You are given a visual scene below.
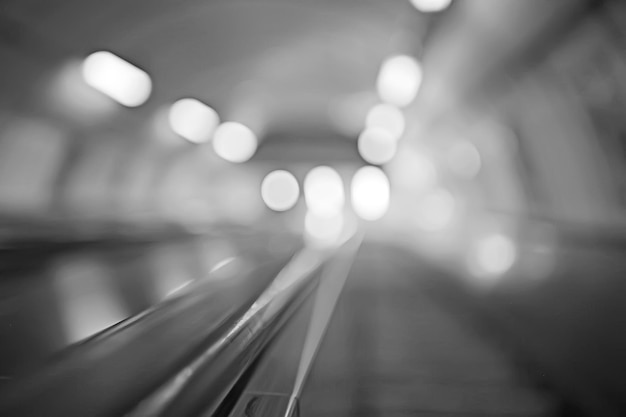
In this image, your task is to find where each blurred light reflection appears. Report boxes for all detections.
[358,128,397,165]
[82,51,152,107]
[210,256,237,273]
[410,0,453,13]
[305,211,344,247]
[201,240,238,273]
[351,166,390,221]
[212,122,258,163]
[470,233,517,278]
[168,98,219,144]
[209,256,247,281]
[377,55,422,108]
[304,166,345,218]
[261,170,300,211]
[365,103,405,139]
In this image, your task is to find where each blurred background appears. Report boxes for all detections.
[1,0,626,416]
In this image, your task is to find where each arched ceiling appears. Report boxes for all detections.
[1,0,424,133]
[0,0,611,230]
[0,0,594,167]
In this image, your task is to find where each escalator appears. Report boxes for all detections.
[300,243,561,417]
[0,229,309,416]
[0,230,591,417]
[2,1,626,415]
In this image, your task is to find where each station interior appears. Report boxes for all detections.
[1,1,626,416]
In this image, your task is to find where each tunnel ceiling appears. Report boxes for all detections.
[0,0,616,236]
[0,0,594,166]
[1,0,422,135]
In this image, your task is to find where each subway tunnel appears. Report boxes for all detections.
[1,0,626,415]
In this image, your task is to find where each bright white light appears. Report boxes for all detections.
[447,140,481,179]
[304,166,345,218]
[365,103,405,139]
[212,122,258,163]
[305,211,344,246]
[410,0,453,13]
[351,166,390,221]
[168,98,219,144]
[82,51,152,107]
[473,234,517,276]
[416,188,456,231]
[377,55,422,108]
[358,128,397,166]
[261,170,300,212]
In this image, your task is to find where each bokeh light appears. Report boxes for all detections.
[82,51,151,107]
[358,128,397,165]
[212,122,258,163]
[410,0,453,13]
[261,170,300,212]
[377,55,423,108]
[168,98,219,144]
[365,103,405,139]
[305,211,344,247]
[304,166,345,217]
[351,166,390,221]
[471,233,517,277]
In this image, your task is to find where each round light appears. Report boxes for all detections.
[351,166,390,221]
[410,0,453,13]
[212,122,257,163]
[305,211,344,245]
[365,104,405,139]
[447,140,481,179]
[304,166,345,217]
[82,51,152,107]
[261,170,300,212]
[358,128,397,165]
[168,98,219,144]
[377,55,422,108]
[473,234,517,276]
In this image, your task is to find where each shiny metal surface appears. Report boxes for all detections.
[0,232,353,417]
[0,232,296,383]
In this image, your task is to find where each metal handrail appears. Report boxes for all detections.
[0,250,302,417]
[128,247,329,417]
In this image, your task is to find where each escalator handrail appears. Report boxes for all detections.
[0,248,309,417]
[128,247,329,417]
